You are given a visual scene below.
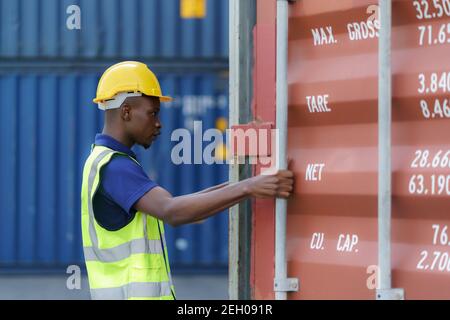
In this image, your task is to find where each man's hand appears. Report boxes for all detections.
[245,169,294,199]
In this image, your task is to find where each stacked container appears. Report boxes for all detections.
[0,0,229,273]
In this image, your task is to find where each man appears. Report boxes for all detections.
[81,61,294,300]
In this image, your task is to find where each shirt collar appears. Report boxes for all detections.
[94,134,137,159]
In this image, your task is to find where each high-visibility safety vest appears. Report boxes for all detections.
[81,145,176,300]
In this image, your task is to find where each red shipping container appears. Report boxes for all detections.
[250,0,450,299]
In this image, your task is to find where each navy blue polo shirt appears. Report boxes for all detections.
[92,134,158,231]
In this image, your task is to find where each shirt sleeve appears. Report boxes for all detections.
[99,154,158,215]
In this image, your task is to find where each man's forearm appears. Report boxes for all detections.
[137,169,293,226]
[165,180,249,226]
[194,182,229,195]
[189,192,248,224]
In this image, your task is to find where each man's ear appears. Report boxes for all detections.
[121,103,132,121]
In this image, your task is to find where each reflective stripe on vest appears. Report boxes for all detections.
[81,146,175,300]
[83,238,163,262]
[90,281,173,300]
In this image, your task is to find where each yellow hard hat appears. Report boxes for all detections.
[93,61,172,105]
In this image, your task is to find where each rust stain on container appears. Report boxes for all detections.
[251,0,450,299]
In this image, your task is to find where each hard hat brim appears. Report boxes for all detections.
[93,94,173,104]
[158,95,173,103]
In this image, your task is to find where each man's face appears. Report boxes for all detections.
[125,96,162,149]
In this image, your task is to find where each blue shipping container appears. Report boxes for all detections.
[0,71,229,272]
[0,0,228,60]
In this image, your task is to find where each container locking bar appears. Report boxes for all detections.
[275,0,299,300]
[378,0,404,300]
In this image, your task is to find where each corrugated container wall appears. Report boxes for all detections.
[0,0,229,272]
[251,0,450,299]
[0,0,228,60]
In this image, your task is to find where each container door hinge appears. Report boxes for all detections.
[274,278,299,292]
[376,288,404,300]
